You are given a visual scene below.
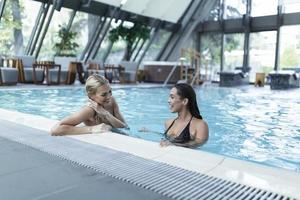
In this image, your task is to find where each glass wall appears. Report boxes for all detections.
[205,0,220,21]
[71,12,89,58]
[251,0,278,16]
[39,7,73,60]
[105,20,131,64]
[283,1,300,13]
[223,33,244,71]
[279,25,300,70]
[225,0,246,19]
[0,0,41,56]
[249,31,277,82]
[200,33,222,81]
[141,30,171,62]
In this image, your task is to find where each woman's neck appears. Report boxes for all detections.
[177,109,192,121]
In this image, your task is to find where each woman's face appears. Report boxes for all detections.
[168,87,184,113]
[91,84,112,105]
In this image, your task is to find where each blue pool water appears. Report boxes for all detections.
[1,85,300,172]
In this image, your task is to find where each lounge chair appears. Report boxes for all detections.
[219,67,250,87]
[33,61,61,85]
[86,59,105,78]
[50,57,77,84]
[269,70,300,90]
[118,61,139,83]
[0,56,19,85]
[14,55,44,83]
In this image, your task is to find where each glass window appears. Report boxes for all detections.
[225,0,247,19]
[249,31,277,82]
[105,38,126,65]
[205,0,221,21]
[0,0,41,56]
[22,0,41,55]
[200,33,222,81]
[71,12,89,59]
[39,7,73,60]
[105,20,131,65]
[223,33,245,71]
[279,25,300,70]
[251,0,278,17]
[283,0,300,13]
[140,30,171,62]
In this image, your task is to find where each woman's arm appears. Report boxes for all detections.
[51,107,111,136]
[97,108,126,128]
[109,97,127,128]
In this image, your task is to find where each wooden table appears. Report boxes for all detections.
[33,62,61,85]
[68,62,85,84]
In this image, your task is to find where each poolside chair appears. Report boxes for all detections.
[86,59,105,78]
[33,61,61,85]
[118,61,139,83]
[0,56,19,85]
[14,55,44,83]
[219,67,250,87]
[104,64,116,83]
[269,70,300,90]
[50,57,77,84]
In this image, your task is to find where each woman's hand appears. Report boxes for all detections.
[159,139,172,147]
[95,105,111,119]
[91,123,112,134]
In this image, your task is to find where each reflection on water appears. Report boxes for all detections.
[0,85,299,172]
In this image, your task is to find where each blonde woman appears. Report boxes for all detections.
[51,75,127,136]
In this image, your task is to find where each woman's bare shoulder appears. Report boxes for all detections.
[191,118,209,139]
[192,118,208,128]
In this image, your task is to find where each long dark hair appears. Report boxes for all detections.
[174,83,202,119]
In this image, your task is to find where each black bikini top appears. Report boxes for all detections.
[164,117,193,143]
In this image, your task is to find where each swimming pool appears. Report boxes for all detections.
[1,85,300,172]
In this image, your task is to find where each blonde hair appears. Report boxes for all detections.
[85,74,109,97]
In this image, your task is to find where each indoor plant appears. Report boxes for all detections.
[108,23,150,61]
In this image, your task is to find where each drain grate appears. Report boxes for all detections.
[0,121,297,200]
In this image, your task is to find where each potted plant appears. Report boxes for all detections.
[54,24,79,57]
[108,23,150,61]
[53,25,79,84]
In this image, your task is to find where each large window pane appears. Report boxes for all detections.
[205,0,221,21]
[225,0,246,19]
[280,25,300,69]
[0,0,41,56]
[39,7,73,60]
[105,38,126,64]
[141,30,171,62]
[223,33,244,71]
[105,20,132,64]
[283,1,300,13]
[200,33,222,81]
[249,31,277,82]
[251,0,278,17]
[71,12,89,58]
[22,0,41,55]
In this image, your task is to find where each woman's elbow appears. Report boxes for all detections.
[115,121,128,129]
[115,124,126,129]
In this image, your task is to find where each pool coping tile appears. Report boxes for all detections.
[1,108,299,199]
